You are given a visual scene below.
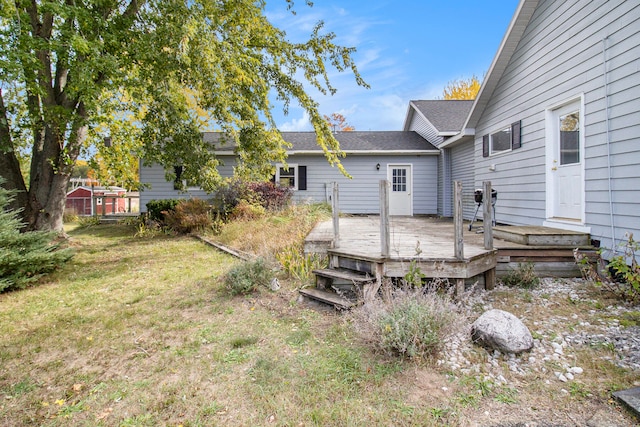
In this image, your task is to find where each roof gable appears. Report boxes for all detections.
[406,100,474,134]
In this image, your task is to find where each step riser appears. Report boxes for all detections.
[332,256,376,275]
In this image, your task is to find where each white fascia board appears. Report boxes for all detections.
[215,149,441,156]
[286,150,440,156]
[439,128,475,149]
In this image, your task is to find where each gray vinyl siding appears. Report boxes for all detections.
[139,154,438,215]
[138,160,235,211]
[291,154,437,215]
[450,142,475,220]
[407,112,443,146]
[472,0,640,248]
[406,112,447,216]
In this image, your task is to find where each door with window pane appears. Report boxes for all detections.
[387,165,412,216]
[550,102,583,221]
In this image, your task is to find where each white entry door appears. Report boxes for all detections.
[388,164,413,216]
[548,101,584,222]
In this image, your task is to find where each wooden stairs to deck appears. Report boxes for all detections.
[299,260,380,309]
[492,225,597,277]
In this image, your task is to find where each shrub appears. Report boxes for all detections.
[230,200,266,221]
[163,198,217,234]
[223,258,272,296]
[248,181,293,211]
[146,199,180,223]
[575,233,640,303]
[350,285,462,359]
[501,262,540,289]
[0,181,74,292]
[208,179,250,218]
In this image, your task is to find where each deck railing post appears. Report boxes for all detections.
[380,180,390,257]
[332,182,340,249]
[454,180,464,260]
[483,181,493,250]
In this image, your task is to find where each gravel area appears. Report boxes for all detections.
[437,277,640,384]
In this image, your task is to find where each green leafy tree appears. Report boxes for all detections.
[0,180,73,292]
[0,0,368,232]
[443,75,481,100]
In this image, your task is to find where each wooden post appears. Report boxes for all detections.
[453,181,464,260]
[453,181,465,297]
[482,181,496,290]
[483,181,493,250]
[380,180,390,258]
[331,182,340,249]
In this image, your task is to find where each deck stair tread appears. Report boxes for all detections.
[312,268,374,283]
[493,225,591,247]
[299,287,355,309]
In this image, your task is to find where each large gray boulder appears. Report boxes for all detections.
[471,309,534,354]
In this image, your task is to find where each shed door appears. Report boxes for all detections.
[549,102,583,222]
[388,164,413,216]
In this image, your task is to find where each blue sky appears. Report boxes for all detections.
[265,0,520,131]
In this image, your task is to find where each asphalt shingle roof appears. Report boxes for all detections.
[410,100,474,133]
[204,131,438,153]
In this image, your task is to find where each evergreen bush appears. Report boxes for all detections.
[0,182,74,292]
[146,199,180,223]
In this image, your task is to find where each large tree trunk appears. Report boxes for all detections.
[30,173,71,232]
[25,119,86,233]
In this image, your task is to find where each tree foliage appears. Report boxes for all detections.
[442,75,481,100]
[0,180,73,292]
[324,112,355,131]
[0,0,368,232]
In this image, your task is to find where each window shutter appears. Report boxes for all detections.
[511,120,521,149]
[298,166,307,190]
[482,135,489,157]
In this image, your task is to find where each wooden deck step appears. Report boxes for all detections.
[493,225,590,247]
[312,268,374,283]
[299,288,355,309]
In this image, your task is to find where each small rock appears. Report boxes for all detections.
[565,372,574,380]
[569,366,584,374]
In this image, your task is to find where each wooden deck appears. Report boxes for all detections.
[305,216,595,280]
[305,216,498,284]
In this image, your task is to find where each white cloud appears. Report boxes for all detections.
[279,110,312,132]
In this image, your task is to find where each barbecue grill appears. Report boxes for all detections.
[469,188,497,231]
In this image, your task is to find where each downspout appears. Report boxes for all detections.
[602,36,616,253]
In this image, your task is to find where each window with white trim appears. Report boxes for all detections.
[274,164,307,191]
[490,127,512,155]
[276,164,298,190]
